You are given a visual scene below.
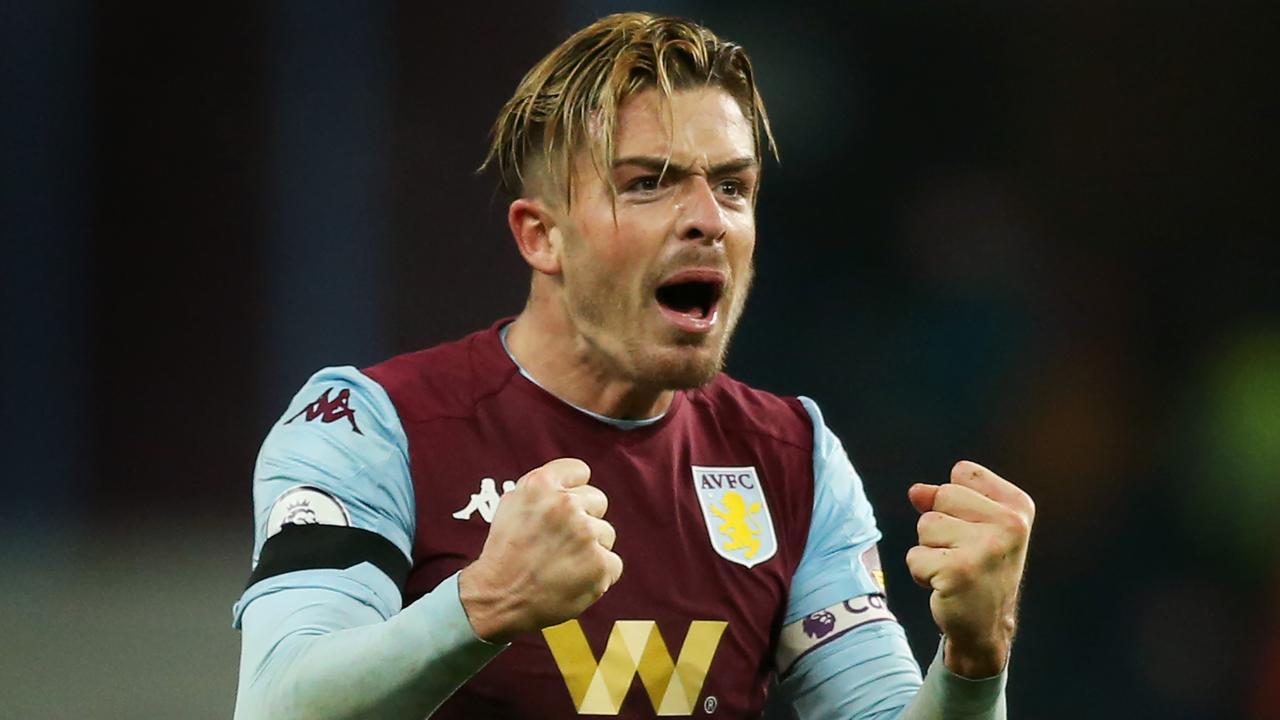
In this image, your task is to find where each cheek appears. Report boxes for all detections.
[728,219,757,264]
[582,214,654,270]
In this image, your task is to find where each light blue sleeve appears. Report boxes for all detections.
[232,368,505,720]
[785,396,884,624]
[232,366,415,627]
[234,572,505,720]
[771,398,1006,720]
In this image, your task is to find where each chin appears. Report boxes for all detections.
[634,343,725,390]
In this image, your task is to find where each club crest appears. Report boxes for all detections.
[690,465,777,568]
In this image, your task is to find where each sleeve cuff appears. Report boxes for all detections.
[398,571,509,668]
[922,637,1008,715]
[445,571,509,649]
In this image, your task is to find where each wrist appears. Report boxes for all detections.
[942,635,1009,679]
[458,563,520,644]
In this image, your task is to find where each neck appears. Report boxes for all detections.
[505,302,673,422]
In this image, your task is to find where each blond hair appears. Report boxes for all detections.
[480,12,776,204]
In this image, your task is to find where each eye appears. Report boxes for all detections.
[717,178,749,198]
[626,175,661,193]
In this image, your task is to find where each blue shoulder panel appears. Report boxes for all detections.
[785,397,884,626]
[232,367,414,627]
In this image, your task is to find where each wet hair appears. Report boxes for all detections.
[480,12,776,205]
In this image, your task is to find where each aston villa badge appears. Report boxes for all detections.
[690,465,777,568]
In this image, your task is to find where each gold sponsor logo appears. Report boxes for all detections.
[542,619,728,715]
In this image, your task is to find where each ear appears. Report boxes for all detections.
[508,197,563,275]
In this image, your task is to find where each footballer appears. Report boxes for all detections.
[232,12,1033,719]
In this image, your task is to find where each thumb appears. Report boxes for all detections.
[542,457,592,489]
[908,483,939,513]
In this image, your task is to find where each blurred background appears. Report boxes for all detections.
[2,1,1276,718]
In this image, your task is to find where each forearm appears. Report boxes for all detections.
[234,572,504,720]
[779,621,1005,720]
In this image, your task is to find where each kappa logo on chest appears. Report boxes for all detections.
[690,465,778,568]
[452,477,516,524]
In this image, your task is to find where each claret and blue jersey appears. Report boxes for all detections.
[233,319,965,718]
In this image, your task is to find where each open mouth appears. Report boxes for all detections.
[654,271,725,332]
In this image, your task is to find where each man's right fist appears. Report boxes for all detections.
[458,458,622,643]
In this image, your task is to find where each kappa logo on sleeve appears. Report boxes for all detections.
[285,387,362,434]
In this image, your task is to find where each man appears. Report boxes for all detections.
[233,13,1034,719]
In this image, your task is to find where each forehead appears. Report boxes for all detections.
[612,87,756,166]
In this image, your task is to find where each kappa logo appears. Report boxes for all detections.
[452,477,516,523]
[691,466,777,568]
[285,387,362,434]
[542,619,727,715]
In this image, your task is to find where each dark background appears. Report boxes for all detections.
[2,2,1277,718]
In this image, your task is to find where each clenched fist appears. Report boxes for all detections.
[906,460,1035,678]
[459,458,623,643]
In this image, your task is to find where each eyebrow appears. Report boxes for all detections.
[611,155,759,178]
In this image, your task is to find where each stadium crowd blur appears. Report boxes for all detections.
[3,2,1275,718]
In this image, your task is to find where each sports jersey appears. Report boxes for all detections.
[232,319,1007,718]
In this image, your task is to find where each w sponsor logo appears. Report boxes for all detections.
[542,619,727,715]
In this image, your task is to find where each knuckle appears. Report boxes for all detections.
[1001,507,1031,536]
[554,490,577,509]
[546,492,577,522]
[982,534,1008,560]
[949,558,975,585]
[918,511,944,531]
[1011,511,1032,536]
[521,469,552,490]
[571,519,595,544]
[590,553,611,583]
[933,574,957,595]
[951,460,979,483]
[1021,492,1037,520]
[935,484,957,504]
[557,457,591,481]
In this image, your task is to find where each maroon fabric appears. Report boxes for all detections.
[363,319,815,718]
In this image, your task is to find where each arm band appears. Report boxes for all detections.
[245,524,411,600]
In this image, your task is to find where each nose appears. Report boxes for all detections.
[675,177,727,244]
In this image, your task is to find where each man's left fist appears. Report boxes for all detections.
[906,460,1035,679]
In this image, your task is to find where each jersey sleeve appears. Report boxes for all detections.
[231,366,415,627]
[784,396,884,625]
[773,397,1007,719]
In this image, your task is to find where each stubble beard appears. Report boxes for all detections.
[566,262,753,391]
